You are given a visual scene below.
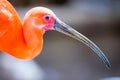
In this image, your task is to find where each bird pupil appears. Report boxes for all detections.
[45,16,49,20]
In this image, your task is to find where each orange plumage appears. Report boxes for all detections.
[0,0,47,59]
[0,0,110,68]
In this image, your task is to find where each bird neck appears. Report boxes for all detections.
[13,18,45,59]
[23,18,45,47]
[3,18,45,60]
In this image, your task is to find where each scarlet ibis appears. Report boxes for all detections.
[0,0,110,68]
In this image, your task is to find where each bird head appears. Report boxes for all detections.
[23,7,56,31]
[24,7,110,69]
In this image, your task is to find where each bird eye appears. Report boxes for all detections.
[44,15,50,21]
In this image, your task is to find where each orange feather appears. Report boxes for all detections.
[0,0,45,59]
[0,0,110,68]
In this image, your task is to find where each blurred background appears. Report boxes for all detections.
[0,0,120,80]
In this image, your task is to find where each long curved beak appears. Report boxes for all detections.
[53,18,110,69]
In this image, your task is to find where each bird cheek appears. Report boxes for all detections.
[44,23,54,31]
[42,16,55,30]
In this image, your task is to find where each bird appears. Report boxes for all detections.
[0,0,110,69]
